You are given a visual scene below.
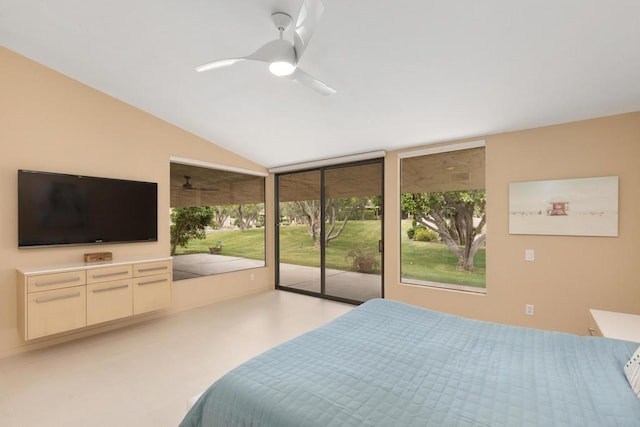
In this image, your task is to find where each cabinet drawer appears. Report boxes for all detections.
[133,261,171,278]
[87,265,132,284]
[27,271,85,293]
[87,279,133,326]
[27,286,86,340]
[133,274,171,315]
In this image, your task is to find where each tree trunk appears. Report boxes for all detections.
[170,223,183,256]
[325,203,354,247]
[419,210,486,272]
[296,201,321,246]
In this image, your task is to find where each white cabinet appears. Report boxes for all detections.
[589,309,640,343]
[17,258,171,341]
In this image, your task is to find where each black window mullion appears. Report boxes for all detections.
[319,168,326,296]
[274,174,281,289]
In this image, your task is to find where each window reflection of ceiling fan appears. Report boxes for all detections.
[171,176,217,192]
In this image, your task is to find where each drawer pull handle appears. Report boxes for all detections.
[36,292,81,304]
[35,277,81,287]
[138,278,168,286]
[138,266,168,273]
[92,270,129,279]
[92,284,129,293]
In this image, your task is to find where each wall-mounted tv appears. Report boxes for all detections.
[18,170,158,248]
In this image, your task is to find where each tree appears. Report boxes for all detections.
[369,195,383,220]
[292,200,321,245]
[285,198,357,247]
[401,190,486,272]
[324,198,357,246]
[233,204,262,231]
[211,205,234,229]
[170,206,214,255]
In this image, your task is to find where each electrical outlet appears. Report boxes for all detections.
[250,274,255,281]
[525,304,534,316]
[525,249,535,261]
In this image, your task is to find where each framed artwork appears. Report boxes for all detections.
[509,176,618,237]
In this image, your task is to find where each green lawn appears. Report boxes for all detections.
[279,222,383,274]
[400,220,486,288]
[173,220,485,287]
[173,227,266,260]
[400,242,486,288]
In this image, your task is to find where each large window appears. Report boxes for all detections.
[400,142,486,293]
[170,160,266,280]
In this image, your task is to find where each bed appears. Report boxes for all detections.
[180,298,640,426]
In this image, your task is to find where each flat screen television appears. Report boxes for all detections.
[18,170,158,248]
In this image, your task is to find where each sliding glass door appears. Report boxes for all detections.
[276,159,383,304]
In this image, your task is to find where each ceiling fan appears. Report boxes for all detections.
[195,0,336,96]
[172,176,217,192]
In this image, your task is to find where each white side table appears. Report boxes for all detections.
[590,309,640,343]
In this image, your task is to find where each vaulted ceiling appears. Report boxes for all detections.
[1,1,639,168]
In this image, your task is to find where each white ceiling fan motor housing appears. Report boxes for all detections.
[271,12,292,32]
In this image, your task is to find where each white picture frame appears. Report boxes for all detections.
[509,176,618,237]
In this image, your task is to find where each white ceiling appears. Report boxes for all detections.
[1,1,639,169]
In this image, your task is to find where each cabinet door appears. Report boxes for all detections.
[133,274,171,315]
[87,279,133,325]
[27,286,86,339]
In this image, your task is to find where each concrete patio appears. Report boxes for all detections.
[172,254,382,302]
[172,253,265,280]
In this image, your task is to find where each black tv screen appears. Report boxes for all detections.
[18,170,158,248]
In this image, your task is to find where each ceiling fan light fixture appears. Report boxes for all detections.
[269,61,296,76]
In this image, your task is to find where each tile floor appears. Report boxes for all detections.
[0,291,353,426]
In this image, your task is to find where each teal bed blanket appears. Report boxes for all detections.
[181,298,640,426]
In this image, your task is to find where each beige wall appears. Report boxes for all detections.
[0,47,272,358]
[385,112,640,334]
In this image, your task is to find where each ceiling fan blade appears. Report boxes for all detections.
[285,68,336,96]
[196,39,293,73]
[195,58,245,72]
[294,0,324,59]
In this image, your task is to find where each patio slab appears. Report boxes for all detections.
[172,254,382,302]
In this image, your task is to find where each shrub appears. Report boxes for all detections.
[345,246,380,273]
[414,227,438,242]
[209,240,223,254]
[407,226,417,240]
